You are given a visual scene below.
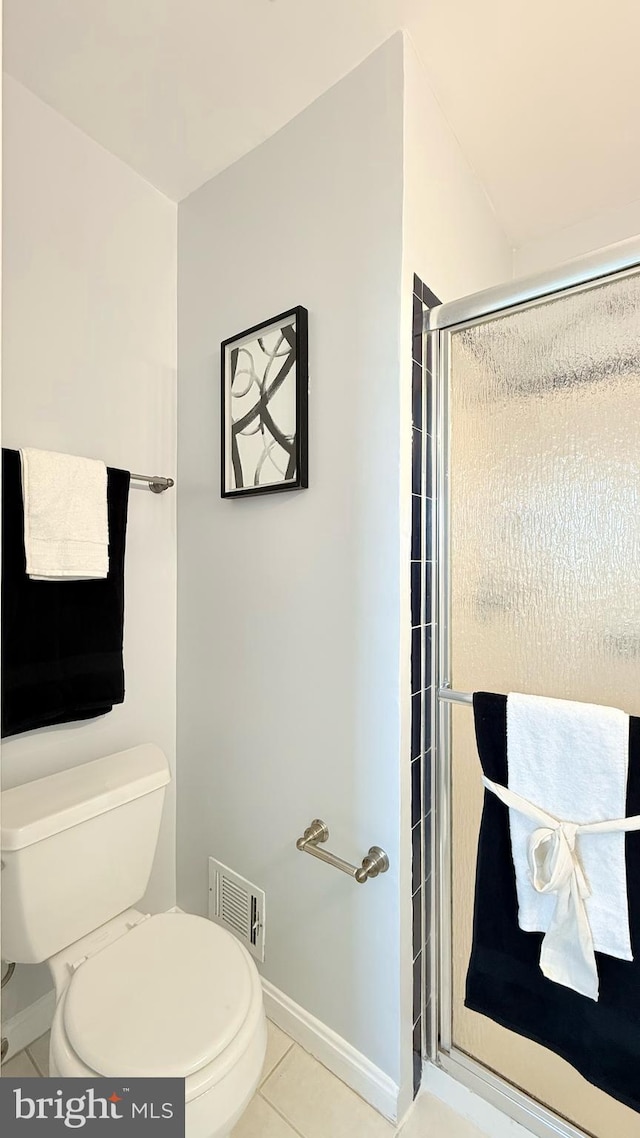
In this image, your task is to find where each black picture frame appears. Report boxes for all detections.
[221,306,308,499]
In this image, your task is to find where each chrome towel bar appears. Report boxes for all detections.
[296,819,389,884]
[130,473,175,493]
[438,687,474,705]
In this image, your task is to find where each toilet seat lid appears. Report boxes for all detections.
[63,912,255,1078]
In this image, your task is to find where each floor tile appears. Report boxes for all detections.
[1,1050,40,1077]
[261,1021,294,1086]
[27,1032,51,1076]
[262,1045,395,1138]
[398,1092,489,1138]
[232,1094,301,1137]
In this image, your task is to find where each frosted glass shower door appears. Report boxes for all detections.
[447,269,640,1137]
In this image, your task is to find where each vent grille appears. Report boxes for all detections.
[208,857,265,962]
[221,874,251,939]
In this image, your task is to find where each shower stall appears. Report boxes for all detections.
[425,239,640,1138]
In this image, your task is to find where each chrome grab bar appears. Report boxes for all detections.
[296,819,389,884]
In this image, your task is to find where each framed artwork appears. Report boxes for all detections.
[221,306,308,498]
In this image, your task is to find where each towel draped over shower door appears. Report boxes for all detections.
[466,692,640,1115]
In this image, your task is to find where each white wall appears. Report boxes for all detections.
[176,31,517,1110]
[402,35,513,305]
[177,36,406,1091]
[1,76,177,1021]
[514,199,640,277]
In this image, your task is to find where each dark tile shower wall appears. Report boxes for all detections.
[410,273,439,1096]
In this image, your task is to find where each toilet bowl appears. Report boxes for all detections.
[48,911,267,1138]
[0,744,267,1138]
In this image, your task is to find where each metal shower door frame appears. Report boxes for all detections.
[425,236,640,1138]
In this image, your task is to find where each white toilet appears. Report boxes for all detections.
[0,743,267,1137]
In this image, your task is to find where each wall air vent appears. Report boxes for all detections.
[208,857,265,963]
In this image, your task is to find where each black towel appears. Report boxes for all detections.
[1,448,130,737]
[467,692,640,1114]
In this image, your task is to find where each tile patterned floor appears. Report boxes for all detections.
[1,1020,489,1137]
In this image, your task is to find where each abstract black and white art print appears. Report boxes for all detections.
[221,307,308,498]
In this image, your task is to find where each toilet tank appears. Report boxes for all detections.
[1,744,170,964]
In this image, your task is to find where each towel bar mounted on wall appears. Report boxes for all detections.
[296,819,389,884]
[130,473,175,494]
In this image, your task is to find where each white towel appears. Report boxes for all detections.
[507,693,631,963]
[20,448,108,580]
[483,775,640,1000]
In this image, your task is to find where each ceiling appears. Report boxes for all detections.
[5,0,640,247]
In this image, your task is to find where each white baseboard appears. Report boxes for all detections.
[2,990,56,1061]
[261,978,400,1122]
[422,1062,534,1138]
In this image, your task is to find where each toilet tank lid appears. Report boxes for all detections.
[1,744,170,851]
